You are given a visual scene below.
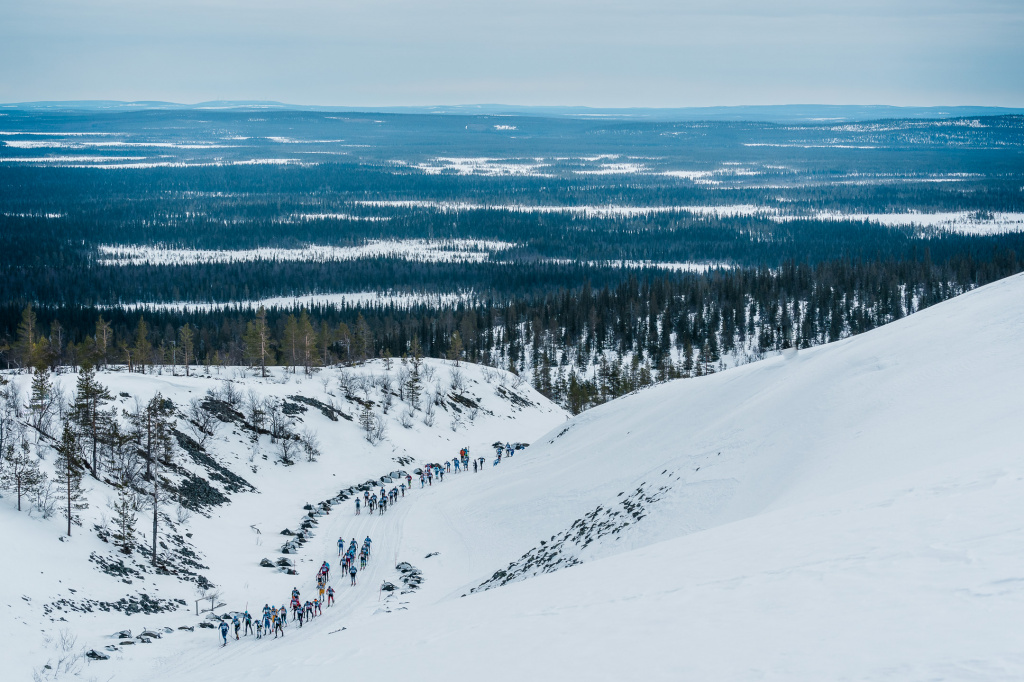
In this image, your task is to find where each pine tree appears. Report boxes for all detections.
[282,314,300,372]
[94,316,113,369]
[178,323,194,377]
[447,331,463,366]
[128,393,175,565]
[318,322,336,367]
[0,442,43,511]
[73,365,113,477]
[55,423,88,536]
[133,318,152,373]
[299,311,318,375]
[16,304,40,370]
[243,306,272,377]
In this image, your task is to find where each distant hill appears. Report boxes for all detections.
[5,100,1023,122]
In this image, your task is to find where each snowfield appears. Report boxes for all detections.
[3,273,1024,680]
[96,240,519,266]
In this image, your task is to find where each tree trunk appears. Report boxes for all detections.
[66,463,72,537]
[152,474,158,566]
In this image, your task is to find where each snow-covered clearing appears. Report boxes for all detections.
[96,240,519,266]
[794,210,1024,235]
[112,291,477,312]
[353,200,776,218]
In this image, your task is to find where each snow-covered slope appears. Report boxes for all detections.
[0,359,566,680]
[8,272,1024,681]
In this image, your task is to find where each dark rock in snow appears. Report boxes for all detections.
[198,622,215,629]
[276,558,293,567]
[260,558,275,568]
[113,629,131,639]
[280,529,294,536]
[86,649,110,660]
[178,625,195,631]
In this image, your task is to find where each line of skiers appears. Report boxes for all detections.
[219,539,371,646]
[356,480,409,516]
[220,440,523,645]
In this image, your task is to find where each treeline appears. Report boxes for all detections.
[3,254,1019,413]
[3,211,1024,306]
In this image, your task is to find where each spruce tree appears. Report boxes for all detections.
[111,476,139,554]
[359,402,375,442]
[28,366,56,436]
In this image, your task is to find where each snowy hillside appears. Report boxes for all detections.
[0,359,566,680]
[6,272,1024,681]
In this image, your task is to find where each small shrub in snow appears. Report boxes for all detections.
[277,438,296,465]
[449,368,465,393]
[185,398,220,447]
[400,409,414,429]
[300,428,321,462]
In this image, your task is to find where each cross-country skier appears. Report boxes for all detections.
[232,614,241,640]
[244,610,253,636]
[327,585,335,606]
[219,620,229,646]
[355,498,360,515]
[349,564,358,585]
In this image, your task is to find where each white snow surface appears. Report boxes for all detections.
[5,273,1024,680]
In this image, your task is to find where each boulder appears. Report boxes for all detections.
[198,622,215,629]
[86,649,110,660]
[280,529,294,536]
[177,625,195,632]
[260,558,275,568]
[113,629,131,639]
[276,557,293,567]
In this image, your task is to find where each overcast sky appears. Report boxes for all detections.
[1,0,1021,106]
